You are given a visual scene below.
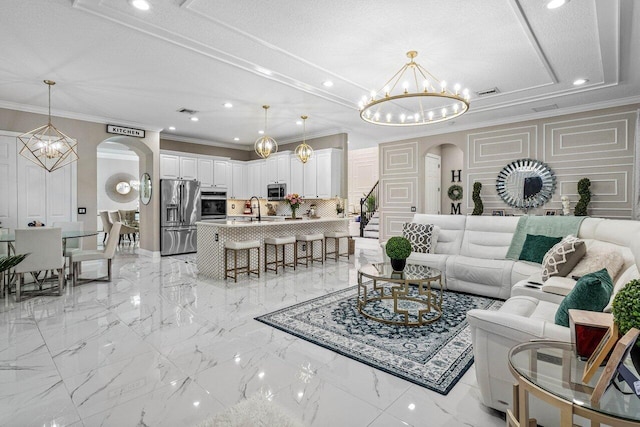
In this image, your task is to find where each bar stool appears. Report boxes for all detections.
[295,233,324,267]
[264,236,296,274]
[324,231,350,262]
[224,240,260,282]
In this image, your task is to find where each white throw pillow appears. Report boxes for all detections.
[569,247,624,282]
[403,223,439,254]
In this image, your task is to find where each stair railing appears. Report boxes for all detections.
[360,180,379,237]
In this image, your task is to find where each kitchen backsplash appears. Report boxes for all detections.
[227,198,346,218]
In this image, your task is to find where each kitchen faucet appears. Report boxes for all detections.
[249,196,261,221]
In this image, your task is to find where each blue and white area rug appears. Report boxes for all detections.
[255,285,502,395]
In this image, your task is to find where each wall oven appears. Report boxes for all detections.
[267,183,286,201]
[201,190,227,219]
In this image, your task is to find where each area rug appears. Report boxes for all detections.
[255,285,502,395]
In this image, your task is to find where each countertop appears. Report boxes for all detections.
[197,217,349,228]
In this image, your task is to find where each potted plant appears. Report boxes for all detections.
[336,199,344,217]
[574,178,591,216]
[385,236,412,271]
[365,194,376,212]
[0,253,29,294]
[612,279,640,372]
[472,182,483,215]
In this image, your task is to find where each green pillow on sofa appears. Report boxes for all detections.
[519,234,563,264]
[554,268,613,327]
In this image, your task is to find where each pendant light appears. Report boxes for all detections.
[17,80,79,172]
[295,115,313,163]
[254,105,278,159]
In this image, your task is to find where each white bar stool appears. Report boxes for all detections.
[324,231,350,262]
[264,236,296,274]
[225,240,260,282]
[295,233,324,267]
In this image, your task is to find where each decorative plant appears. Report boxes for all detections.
[365,194,376,212]
[472,182,483,215]
[385,236,412,260]
[612,279,640,348]
[0,253,29,274]
[574,178,591,216]
[284,193,303,218]
[336,199,344,215]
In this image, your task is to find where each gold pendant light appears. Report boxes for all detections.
[359,51,470,126]
[17,80,79,172]
[254,105,278,159]
[295,115,313,163]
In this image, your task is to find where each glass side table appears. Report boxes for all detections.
[508,340,640,427]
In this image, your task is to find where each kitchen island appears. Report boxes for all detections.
[196,217,350,279]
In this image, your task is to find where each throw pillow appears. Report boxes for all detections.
[554,268,613,327]
[541,235,587,281]
[402,223,439,254]
[518,234,563,264]
[570,248,624,281]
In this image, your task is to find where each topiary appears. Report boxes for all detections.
[574,178,591,216]
[472,182,483,215]
[385,236,412,260]
[612,279,640,348]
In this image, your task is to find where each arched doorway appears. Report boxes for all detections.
[425,144,464,215]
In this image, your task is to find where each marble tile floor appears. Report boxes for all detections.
[0,238,505,427]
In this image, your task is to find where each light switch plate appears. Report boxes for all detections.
[410,206,416,212]
[78,207,87,214]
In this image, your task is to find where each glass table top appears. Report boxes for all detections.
[359,263,441,282]
[509,340,640,422]
[0,230,98,242]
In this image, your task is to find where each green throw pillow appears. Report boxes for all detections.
[554,268,613,327]
[519,234,563,264]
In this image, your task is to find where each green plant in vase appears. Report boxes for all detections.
[285,193,303,219]
[574,178,591,216]
[472,182,483,215]
[385,236,412,271]
[0,253,29,294]
[612,279,640,371]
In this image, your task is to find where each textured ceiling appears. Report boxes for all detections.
[0,0,638,149]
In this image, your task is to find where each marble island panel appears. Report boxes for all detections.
[197,218,349,279]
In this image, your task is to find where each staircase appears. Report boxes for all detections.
[360,181,379,239]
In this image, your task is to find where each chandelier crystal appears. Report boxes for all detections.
[17,80,79,172]
[254,105,278,159]
[295,115,313,164]
[358,51,470,126]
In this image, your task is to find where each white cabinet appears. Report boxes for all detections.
[247,160,266,198]
[160,152,198,180]
[289,155,304,197]
[316,149,343,198]
[197,158,214,188]
[212,159,230,188]
[265,152,290,185]
[229,161,248,199]
[303,156,317,198]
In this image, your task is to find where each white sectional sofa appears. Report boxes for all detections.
[382,214,640,426]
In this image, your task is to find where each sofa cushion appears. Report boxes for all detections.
[541,235,586,281]
[570,247,624,280]
[412,214,466,255]
[403,222,438,254]
[511,261,542,285]
[446,255,513,299]
[541,276,577,297]
[459,216,520,260]
[519,234,562,264]
[554,268,613,327]
[604,264,640,313]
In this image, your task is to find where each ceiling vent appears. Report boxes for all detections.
[177,108,198,115]
[532,104,558,112]
[476,87,500,97]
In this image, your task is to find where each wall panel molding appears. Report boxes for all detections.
[381,142,418,176]
[467,126,537,169]
[380,177,418,209]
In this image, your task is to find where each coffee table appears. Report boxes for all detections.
[357,263,442,326]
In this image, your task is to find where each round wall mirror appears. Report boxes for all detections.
[115,181,131,195]
[140,172,152,205]
[105,172,138,203]
[496,159,556,210]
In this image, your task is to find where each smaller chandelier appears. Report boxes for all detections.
[359,51,470,127]
[295,115,313,164]
[254,105,278,159]
[17,80,78,172]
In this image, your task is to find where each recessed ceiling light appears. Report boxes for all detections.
[296,120,302,125]
[190,116,199,122]
[131,0,150,11]
[233,137,239,141]
[258,130,264,134]
[168,126,176,131]
[322,80,334,88]
[573,78,588,86]
[547,0,568,9]
[223,102,233,108]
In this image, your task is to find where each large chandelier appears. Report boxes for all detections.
[254,105,278,159]
[295,115,313,163]
[17,80,78,172]
[358,51,470,126]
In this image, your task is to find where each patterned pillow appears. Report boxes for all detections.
[541,235,587,281]
[402,223,439,254]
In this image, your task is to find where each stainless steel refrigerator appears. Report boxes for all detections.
[160,179,201,255]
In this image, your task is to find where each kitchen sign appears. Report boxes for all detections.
[107,125,145,138]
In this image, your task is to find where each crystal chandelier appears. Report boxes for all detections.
[254,105,278,159]
[17,80,79,172]
[295,115,313,163]
[358,51,470,126]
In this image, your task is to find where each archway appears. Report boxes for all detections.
[425,144,464,215]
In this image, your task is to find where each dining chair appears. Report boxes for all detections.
[0,228,10,296]
[108,211,138,244]
[70,222,121,287]
[53,221,84,274]
[99,211,113,244]
[14,227,64,301]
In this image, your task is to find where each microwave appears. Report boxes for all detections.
[267,183,286,201]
